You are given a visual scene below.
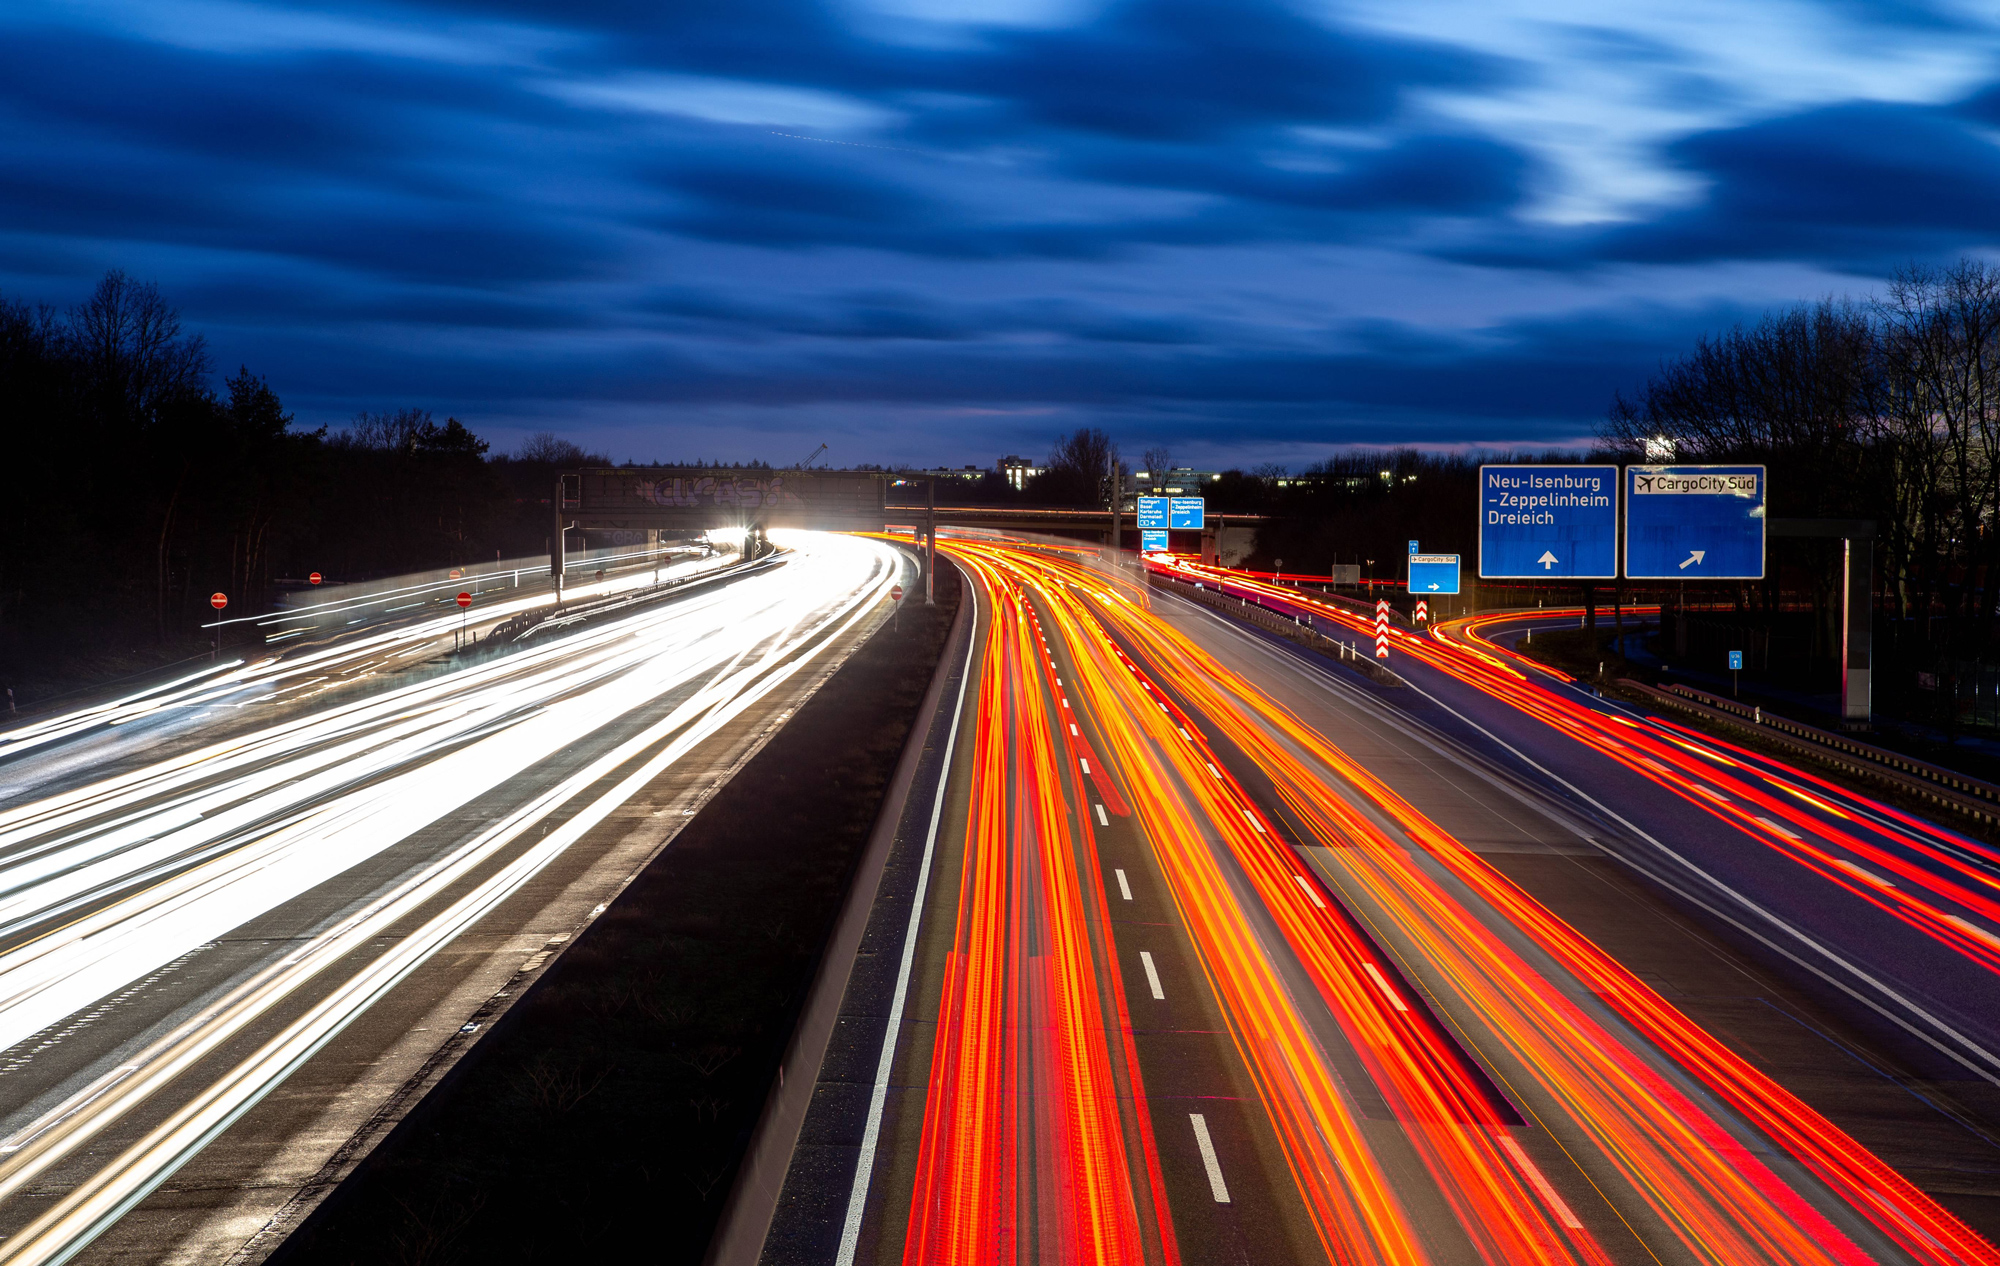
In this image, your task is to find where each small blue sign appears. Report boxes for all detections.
[1140,529,1170,552]
[1624,465,1766,580]
[1408,554,1461,595]
[1728,650,1744,671]
[1136,496,1169,530]
[1408,539,1420,554]
[1169,497,1205,529]
[1479,465,1618,579]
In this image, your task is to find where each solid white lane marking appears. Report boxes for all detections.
[1294,875,1325,908]
[1095,803,1110,827]
[1189,1114,1231,1203]
[1753,815,1802,840]
[1363,962,1408,1012]
[1140,951,1165,999]
[1497,1134,1584,1229]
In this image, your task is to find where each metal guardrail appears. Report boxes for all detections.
[1619,678,2000,826]
[1658,683,2000,808]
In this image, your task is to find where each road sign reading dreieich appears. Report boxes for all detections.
[1168,497,1205,530]
[1136,497,1169,531]
[1479,465,1618,579]
[1408,554,1461,595]
[1623,465,1765,580]
[1140,529,1170,552]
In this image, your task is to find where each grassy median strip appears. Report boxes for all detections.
[274,563,960,1266]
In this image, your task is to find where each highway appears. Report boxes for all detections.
[0,531,901,1265]
[767,537,2000,1266]
[1162,560,2000,1093]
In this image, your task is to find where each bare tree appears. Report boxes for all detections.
[65,270,209,428]
[1142,445,1172,479]
[343,407,434,452]
[517,431,590,465]
[1040,427,1120,505]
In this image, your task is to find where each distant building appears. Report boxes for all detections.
[1134,466,1221,496]
[906,466,986,482]
[997,455,1042,491]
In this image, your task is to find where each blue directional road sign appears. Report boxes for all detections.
[1140,529,1170,552]
[1728,650,1744,671]
[1136,496,1169,530]
[1409,540,1420,554]
[1408,554,1461,595]
[1169,497,1205,529]
[1624,465,1765,579]
[1479,465,1618,579]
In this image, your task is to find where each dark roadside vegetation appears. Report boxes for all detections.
[0,271,623,706]
[272,560,959,1266]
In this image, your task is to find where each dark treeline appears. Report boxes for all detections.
[1601,259,2000,670]
[0,272,597,697]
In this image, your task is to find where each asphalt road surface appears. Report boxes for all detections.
[0,531,902,1265]
[764,539,1999,1266]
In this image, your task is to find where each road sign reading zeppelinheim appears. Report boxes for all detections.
[1478,465,1619,579]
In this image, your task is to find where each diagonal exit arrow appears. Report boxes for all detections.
[1678,549,1706,570]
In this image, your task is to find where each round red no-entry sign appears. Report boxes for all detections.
[890,585,904,601]
[455,592,472,609]
[209,592,228,610]
[449,569,462,580]
[308,572,322,585]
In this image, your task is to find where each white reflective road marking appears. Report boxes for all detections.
[1189,1114,1231,1203]
[1363,962,1408,1012]
[1294,875,1325,908]
[1139,951,1165,999]
[1497,1133,1583,1229]
[1114,868,1133,901]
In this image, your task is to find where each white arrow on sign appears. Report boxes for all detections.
[1678,550,1706,570]
[1427,583,1439,591]
[1537,551,1558,570]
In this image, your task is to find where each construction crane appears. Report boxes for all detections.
[796,443,828,469]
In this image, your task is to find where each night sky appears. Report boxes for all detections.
[3,1,1994,467]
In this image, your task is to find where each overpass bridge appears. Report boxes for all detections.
[554,467,1264,576]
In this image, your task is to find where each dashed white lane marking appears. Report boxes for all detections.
[1945,914,2000,953]
[1189,1114,1232,1203]
[1496,1134,1584,1229]
[1753,815,1802,840]
[1070,723,1080,736]
[1178,726,1190,739]
[1692,784,1731,804]
[1139,951,1166,999]
[1242,809,1265,834]
[1095,803,1110,827]
[1205,762,1220,779]
[1363,962,1409,1012]
[1114,868,1133,900]
[1831,858,1895,889]
[1080,757,1091,774]
[1294,875,1325,908]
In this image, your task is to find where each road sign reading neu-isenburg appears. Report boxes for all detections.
[1140,529,1170,552]
[1479,465,1618,579]
[1624,465,1765,580]
[1136,497,1169,530]
[1408,554,1461,595]
[1168,497,1205,530]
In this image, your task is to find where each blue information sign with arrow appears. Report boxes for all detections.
[1623,465,1765,579]
[1478,465,1618,579]
[1136,496,1169,530]
[1408,554,1461,595]
[1169,497,1205,529]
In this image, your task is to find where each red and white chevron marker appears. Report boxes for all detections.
[1375,598,1391,659]
[1415,598,1429,623]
